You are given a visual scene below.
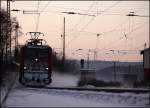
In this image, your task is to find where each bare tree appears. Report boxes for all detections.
[0,9,10,74]
[0,9,21,78]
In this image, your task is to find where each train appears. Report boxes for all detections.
[19,32,52,86]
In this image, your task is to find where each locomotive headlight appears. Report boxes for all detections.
[45,67,49,70]
[34,58,39,62]
[24,66,28,70]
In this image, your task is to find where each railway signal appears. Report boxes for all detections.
[62,17,66,69]
[110,50,117,81]
[94,33,100,61]
[80,59,85,69]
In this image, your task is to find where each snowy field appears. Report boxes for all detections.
[5,87,150,107]
[2,71,149,107]
[49,72,79,87]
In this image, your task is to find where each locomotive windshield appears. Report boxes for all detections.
[26,48,49,62]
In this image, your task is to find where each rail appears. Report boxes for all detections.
[26,85,150,94]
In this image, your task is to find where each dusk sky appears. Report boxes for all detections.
[2,1,149,62]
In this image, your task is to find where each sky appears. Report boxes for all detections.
[1,1,149,62]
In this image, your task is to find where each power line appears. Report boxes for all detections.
[64,17,129,48]
[69,17,129,37]
[101,1,121,13]
[134,43,148,50]
[65,2,98,47]
[45,1,120,15]
[98,20,149,51]
[135,2,148,13]
[109,19,148,51]
[66,19,129,49]
[47,5,99,13]
[35,1,52,31]
[66,1,122,47]
[72,1,97,33]
[66,16,96,47]
[40,1,52,14]
[45,1,120,14]
[35,0,40,32]
[72,1,121,33]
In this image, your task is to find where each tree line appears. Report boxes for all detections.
[0,8,20,81]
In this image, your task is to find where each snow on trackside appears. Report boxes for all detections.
[0,87,7,103]
[5,89,113,107]
[5,88,149,107]
[49,71,79,87]
[3,70,149,107]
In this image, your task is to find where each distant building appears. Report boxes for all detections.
[141,47,150,83]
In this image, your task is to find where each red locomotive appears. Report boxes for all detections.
[19,32,52,86]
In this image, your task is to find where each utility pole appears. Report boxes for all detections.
[14,22,19,49]
[110,50,116,81]
[144,43,146,49]
[114,61,116,81]
[14,22,19,60]
[87,49,92,69]
[94,33,100,61]
[6,0,11,61]
[87,53,90,69]
[62,17,66,66]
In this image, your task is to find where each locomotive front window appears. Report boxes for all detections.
[26,48,37,58]
[25,48,49,63]
[38,49,48,58]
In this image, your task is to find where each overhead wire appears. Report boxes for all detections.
[49,1,146,61]
[21,1,148,61]
[101,19,148,61]
[99,11,149,51]
[66,2,122,59]
[66,1,122,47]
[40,1,52,14]
[35,0,40,32]
[45,2,121,15]
[35,1,52,32]
[66,2,98,47]
[72,1,97,33]
[67,16,96,47]
[71,17,129,36]
[47,5,101,13]
[134,43,147,50]
[98,20,149,52]
[101,1,121,13]
[135,2,148,13]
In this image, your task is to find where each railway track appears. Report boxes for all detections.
[11,61,150,94]
[25,85,150,94]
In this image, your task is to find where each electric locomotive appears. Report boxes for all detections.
[19,32,52,86]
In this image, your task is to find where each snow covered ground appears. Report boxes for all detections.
[1,87,8,103]
[49,72,79,87]
[5,87,150,107]
[2,71,150,107]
